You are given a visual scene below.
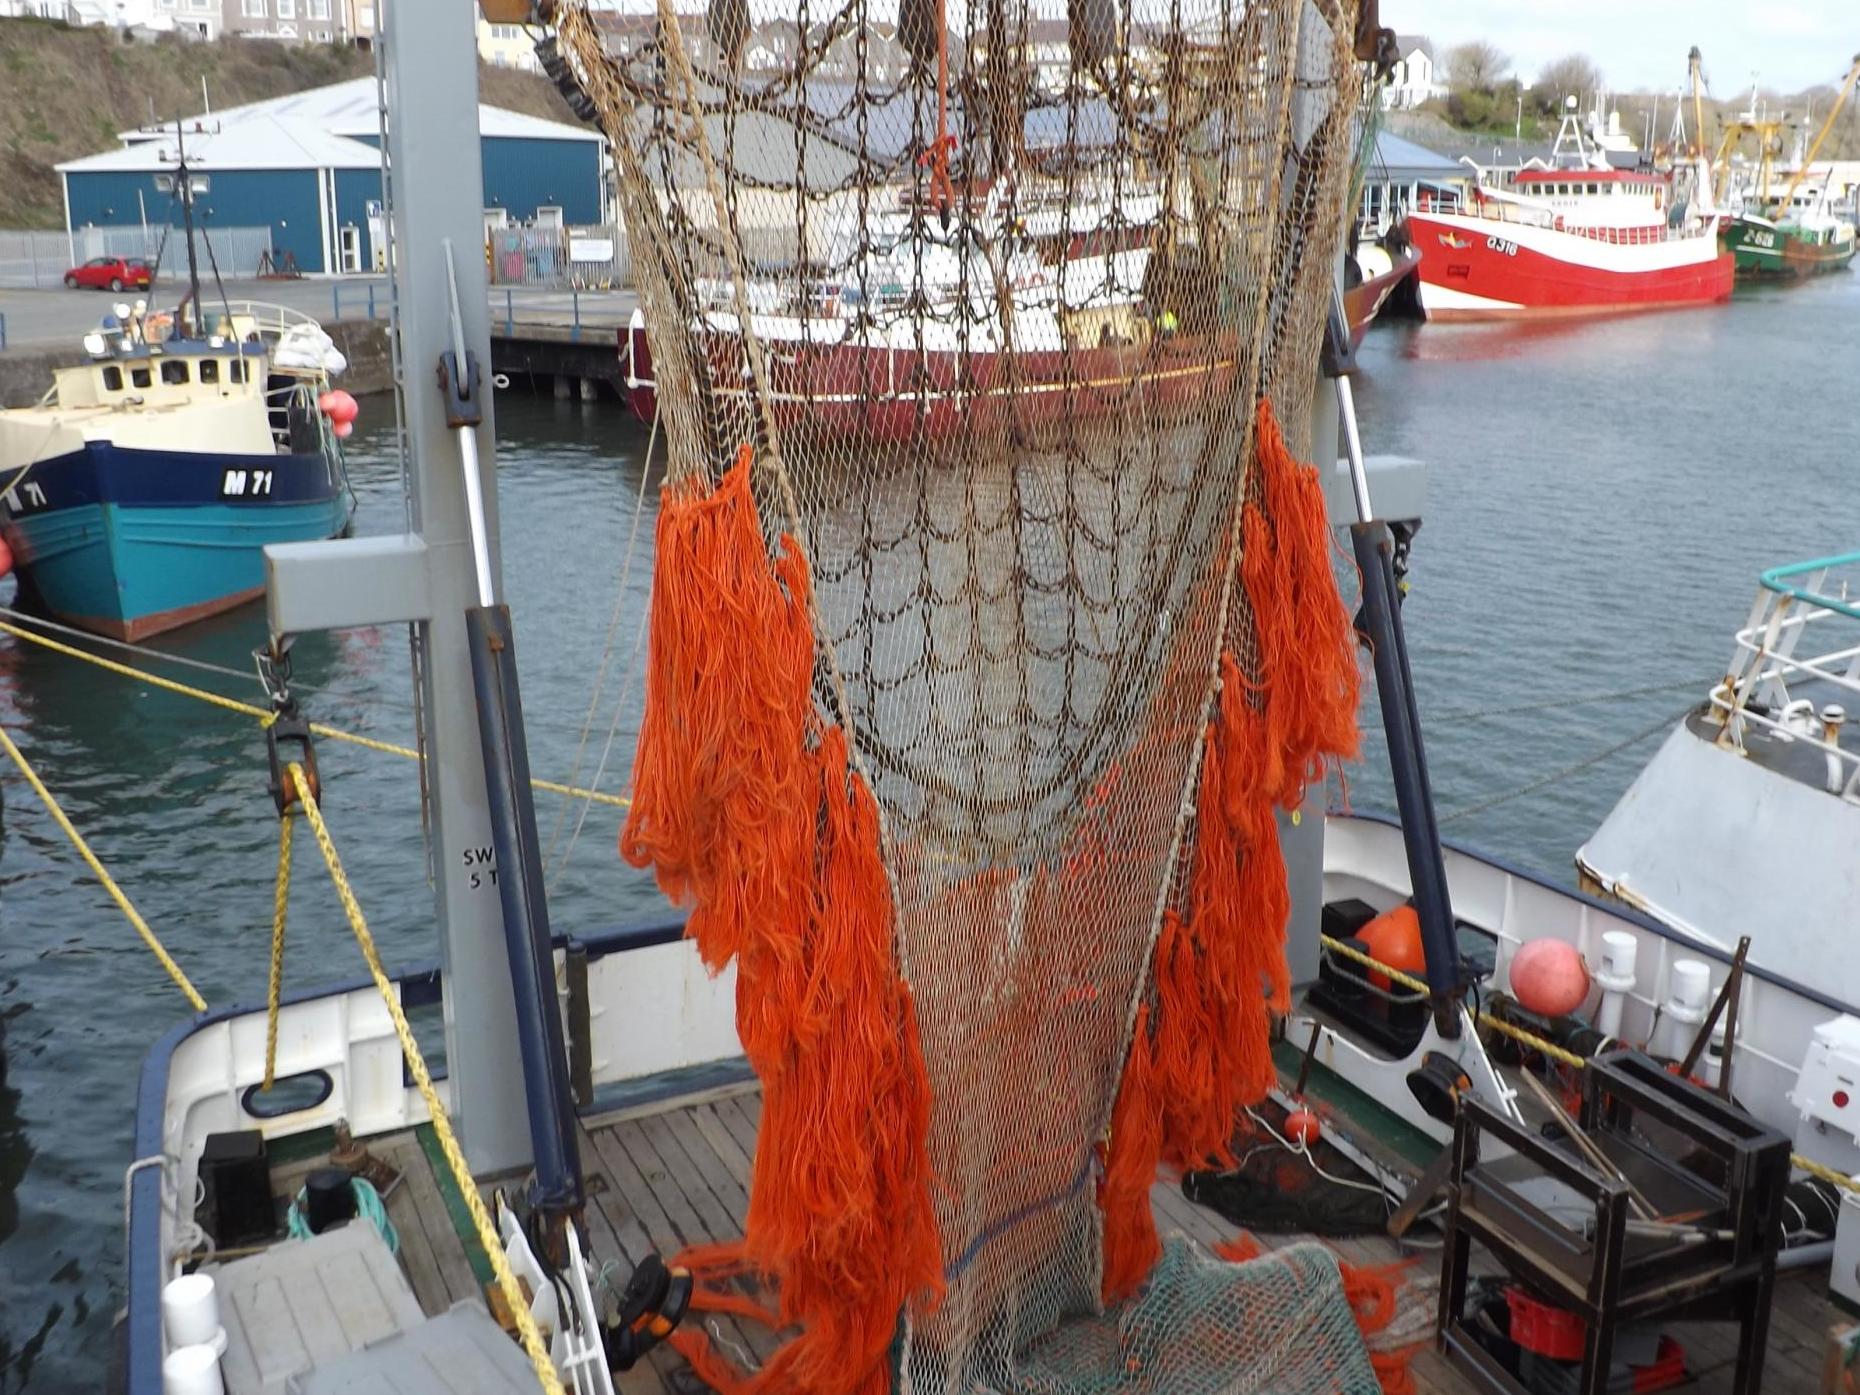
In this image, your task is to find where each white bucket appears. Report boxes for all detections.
[162,1274,220,1350]
[163,1343,224,1395]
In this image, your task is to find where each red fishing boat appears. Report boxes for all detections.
[1408,110,1732,321]
[1343,236,1422,344]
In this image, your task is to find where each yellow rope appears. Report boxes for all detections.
[262,813,294,1092]
[0,617,631,809]
[0,722,207,1012]
[1317,932,1860,1194]
[287,763,565,1395]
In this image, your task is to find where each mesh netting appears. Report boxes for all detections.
[555,0,1369,1390]
[986,1240,1381,1395]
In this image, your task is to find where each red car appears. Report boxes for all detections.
[64,256,153,292]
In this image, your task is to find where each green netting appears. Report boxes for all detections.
[979,1240,1380,1395]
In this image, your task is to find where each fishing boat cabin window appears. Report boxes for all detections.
[102,366,124,392]
[161,360,190,386]
[228,360,247,384]
[198,359,220,385]
[130,366,152,389]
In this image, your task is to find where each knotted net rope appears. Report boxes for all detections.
[547,0,1372,1390]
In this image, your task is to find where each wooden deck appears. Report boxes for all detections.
[273,1082,1846,1395]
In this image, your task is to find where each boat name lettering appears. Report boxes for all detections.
[1747,229,1777,250]
[221,468,274,498]
[1486,236,1520,257]
[462,844,499,891]
[4,482,48,513]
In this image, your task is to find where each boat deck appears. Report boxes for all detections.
[258,1074,1851,1395]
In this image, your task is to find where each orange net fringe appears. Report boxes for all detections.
[622,449,941,1395]
[1099,396,1362,1289]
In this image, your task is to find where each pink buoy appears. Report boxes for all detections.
[333,420,354,439]
[1509,939,1592,1019]
[1283,1108,1321,1148]
[319,389,360,426]
[0,535,13,579]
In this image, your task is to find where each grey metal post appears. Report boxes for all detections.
[263,0,531,1174]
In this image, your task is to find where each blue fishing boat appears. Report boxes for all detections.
[0,127,353,641]
[0,309,355,640]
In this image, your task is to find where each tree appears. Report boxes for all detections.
[1534,54,1602,116]
[1445,40,1510,94]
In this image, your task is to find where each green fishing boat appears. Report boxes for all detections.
[1714,53,1860,279]
[1720,212,1857,277]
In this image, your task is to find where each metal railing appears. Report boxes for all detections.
[0,226,275,289]
[1710,552,1860,801]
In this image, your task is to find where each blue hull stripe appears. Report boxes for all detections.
[1,443,346,634]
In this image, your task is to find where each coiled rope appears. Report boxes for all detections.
[0,617,630,810]
[1317,932,1860,1195]
[287,761,565,1395]
[0,721,207,1012]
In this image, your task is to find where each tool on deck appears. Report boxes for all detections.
[603,1255,694,1372]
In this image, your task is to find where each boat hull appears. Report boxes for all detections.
[1343,242,1422,345]
[1721,216,1858,278]
[1409,211,1735,321]
[2,441,348,640]
[623,317,1236,443]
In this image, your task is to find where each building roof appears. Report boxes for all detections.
[1395,34,1434,61]
[59,114,386,174]
[111,76,603,147]
[1367,130,1466,183]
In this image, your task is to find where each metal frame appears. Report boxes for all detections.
[1438,1050,1790,1395]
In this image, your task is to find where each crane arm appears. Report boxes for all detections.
[1769,54,1860,218]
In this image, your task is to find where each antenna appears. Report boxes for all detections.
[201,76,211,118]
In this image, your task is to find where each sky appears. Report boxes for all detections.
[1397,0,1857,95]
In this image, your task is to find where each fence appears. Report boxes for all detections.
[486,224,632,289]
[0,226,275,290]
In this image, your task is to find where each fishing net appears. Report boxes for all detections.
[544,0,1370,1389]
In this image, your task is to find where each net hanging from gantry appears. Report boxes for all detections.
[546,0,1372,1389]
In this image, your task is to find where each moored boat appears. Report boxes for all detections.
[0,305,354,640]
[1410,106,1731,321]
[1344,233,1422,343]
[1720,209,1857,278]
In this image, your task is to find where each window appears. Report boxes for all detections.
[359,4,373,24]
[130,366,152,388]
[160,359,190,385]
[242,0,264,15]
[308,0,327,14]
[229,359,247,384]
[199,359,220,384]
[102,366,124,392]
[276,0,293,15]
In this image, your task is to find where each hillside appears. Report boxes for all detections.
[0,17,586,228]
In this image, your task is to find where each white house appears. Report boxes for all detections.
[1382,37,1446,110]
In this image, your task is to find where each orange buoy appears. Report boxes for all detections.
[1509,939,1592,1018]
[1283,1108,1321,1148]
[1355,904,1425,992]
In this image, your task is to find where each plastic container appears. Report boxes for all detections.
[163,1342,224,1395]
[1504,1286,1585,1360]
[1592,932,1637,1038]
[162,1274,220,1350]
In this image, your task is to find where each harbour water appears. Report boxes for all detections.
[2,270,1857,1388]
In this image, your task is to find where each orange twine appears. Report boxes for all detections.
[622,449,940,1395]
[1098,1002,1164,1304]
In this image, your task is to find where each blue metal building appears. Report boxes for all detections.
[59,78,605,275]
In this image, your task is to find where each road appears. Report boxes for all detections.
[0,275,640,351]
